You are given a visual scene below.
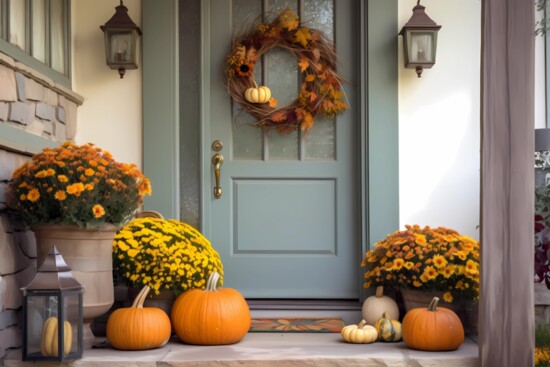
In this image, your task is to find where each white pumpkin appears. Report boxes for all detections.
[244,85,271,104]
[362,286,399,326]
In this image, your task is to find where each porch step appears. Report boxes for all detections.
[5,334,479,367]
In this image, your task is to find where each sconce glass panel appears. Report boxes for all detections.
[409,32,434,63]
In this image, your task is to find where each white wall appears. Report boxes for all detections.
[72,0,142,168]
[398,0,481,239]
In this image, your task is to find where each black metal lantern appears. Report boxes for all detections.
[21,246,83,361]
[399,0,442,78]
[100,0,142,78]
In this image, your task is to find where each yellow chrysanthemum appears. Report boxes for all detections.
[443,291,453,303]
[433,254,448,268]
[404,261,414,270]
[422,266,438,280]
[27,188,40,202]
[392,258,405,270]
[57,174,69,182]
[54,190,67,201]
[92,204,105,218]
[85,168,95,176]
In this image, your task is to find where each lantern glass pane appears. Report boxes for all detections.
[108,31,133,63]
[25,294,59,358]
[63,293,81,356]
[409,31,434,63]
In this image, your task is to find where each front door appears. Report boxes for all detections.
[203,0,358,299]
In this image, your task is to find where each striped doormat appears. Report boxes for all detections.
[249,317,345,333]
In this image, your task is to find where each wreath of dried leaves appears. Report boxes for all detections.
[225,9,348,134]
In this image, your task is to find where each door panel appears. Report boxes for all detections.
[204,0,357,299]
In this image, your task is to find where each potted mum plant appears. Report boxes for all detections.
[361,225,480,311]
[7,141,151,346]
[113,217,224,313]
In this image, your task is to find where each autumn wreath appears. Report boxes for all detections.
[225,9,348,134]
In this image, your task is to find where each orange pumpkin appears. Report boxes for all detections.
[402,296,464,351]
[170,272,251,345]
[106,285,172,350]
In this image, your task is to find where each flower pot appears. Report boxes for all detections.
[401,289,461,313]
[127,287,177,317]
[33,224,119,348]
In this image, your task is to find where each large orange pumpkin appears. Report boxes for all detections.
[106,285,172,350]
[170,272,251,345]
[401,296,464,351]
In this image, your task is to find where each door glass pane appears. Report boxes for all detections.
[31,0,46,63]
[9,0,25,51]
[304,0,335,160]
[50,0,65,74]
[232,0,263,161]
[267,128,298,160]
[230,0,336,162]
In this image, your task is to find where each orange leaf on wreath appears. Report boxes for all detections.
[271,111,287,123]
[246,47,258,63]
[311,48,321,62]
[294,28,312,47]
[309,91,318,103]
[301,112,315,131]
[278,9,300,31]
[269,97,278,107]
[298,59,310,72]
[305,74,315,82]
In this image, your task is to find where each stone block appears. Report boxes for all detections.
[25,119,45,136]
[42,120,53,135]
[0,230,30,275]
[44,88,58,106]
[14,73,25,102]
[35,103,55,121]
[25,78,44,102]
[57,106,66,124]
[0,325,21,352]
[0,102,9,121]
[0,65,17,102]
[0,310,18,329]
[0,214,13,234]
[13,230,36,259]
[9,102,31,125]
[2,266,35,310]
[54,121,66,142]
[0,276,6,311]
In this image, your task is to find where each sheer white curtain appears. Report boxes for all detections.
[9,0,25,51]
[50,0,66,74]
[480,0,535,365]
[31,0,46,63]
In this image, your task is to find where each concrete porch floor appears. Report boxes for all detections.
[5,333,479,367]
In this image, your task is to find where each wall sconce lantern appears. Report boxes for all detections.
[399,1,442,78]
[21,246,83,361]
[100,1,142,78]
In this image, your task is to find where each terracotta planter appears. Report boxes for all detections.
[401,288,461,313]
[33,224,119,348]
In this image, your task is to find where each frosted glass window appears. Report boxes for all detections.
[304,0,334,40]
[1,0,70,83]
[267,129,299,160]
[266,0,297,21]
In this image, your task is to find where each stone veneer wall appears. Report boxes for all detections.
[0,51,83,364]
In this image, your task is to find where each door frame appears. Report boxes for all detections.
[142,0,399,300]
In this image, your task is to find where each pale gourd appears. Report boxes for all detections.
[341,319,378,344]
[41,316,72,356]
[374,311,402,342]
[244,85,271,104]
[362,286,399,326]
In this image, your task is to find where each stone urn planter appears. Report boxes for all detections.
[33,224,118,348]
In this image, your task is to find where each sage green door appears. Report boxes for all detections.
[203,0,358,299]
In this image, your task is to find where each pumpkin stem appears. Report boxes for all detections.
[428,297,440,312]
[131,285,151,308]
[375,286,384,298]
[252,79,258,88]
[382,311,390,319]
[358,319,367,328]
[206,272,221,292]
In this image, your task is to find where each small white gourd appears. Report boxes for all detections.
[362,286,399,326]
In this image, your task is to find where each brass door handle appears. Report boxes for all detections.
[212,153,224,199]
